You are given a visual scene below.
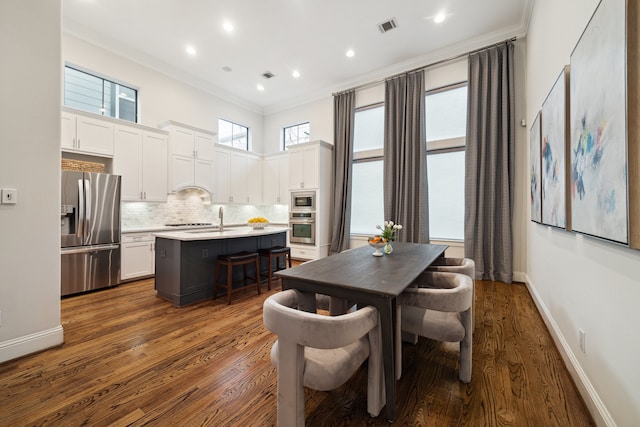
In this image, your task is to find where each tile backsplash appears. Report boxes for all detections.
[122,188,289,229]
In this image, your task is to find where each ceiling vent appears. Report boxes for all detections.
[378,18,398,34]
[262,71,275,79]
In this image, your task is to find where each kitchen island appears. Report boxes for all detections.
[154,226,289,306]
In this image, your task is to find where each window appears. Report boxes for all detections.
[283,122,310,149]
[425,84,467,240]
[218,118,249,150]
[350,104,385,235]
[64,65,137,123]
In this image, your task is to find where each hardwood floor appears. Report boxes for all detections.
[0,276,594,426]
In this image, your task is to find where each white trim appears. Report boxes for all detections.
[0,326,64,364]
[524,274,616,427]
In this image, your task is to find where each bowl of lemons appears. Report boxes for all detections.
[248,217,269,229]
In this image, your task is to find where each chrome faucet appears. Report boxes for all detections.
[218,206,224,231]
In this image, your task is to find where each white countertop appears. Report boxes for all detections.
[153,226,289,241]
[123,223,287,234]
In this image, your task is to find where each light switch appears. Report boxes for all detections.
[1,189,17,205]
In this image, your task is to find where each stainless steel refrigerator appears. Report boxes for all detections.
[61,171,121,296]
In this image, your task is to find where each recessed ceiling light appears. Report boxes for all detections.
[223,21,234,33]
[434,12,446,23]
[292,70,301,78]
[346,49,355,58]
[257,83,265,91]
[185,45,197,56]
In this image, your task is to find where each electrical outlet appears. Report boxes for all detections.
[202,249,208,258]
[1,189,17,205]
[579,329,586,354]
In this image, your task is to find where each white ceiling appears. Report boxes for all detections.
[63,0,533,114]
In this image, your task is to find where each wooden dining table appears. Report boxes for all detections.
[275,242,448,422]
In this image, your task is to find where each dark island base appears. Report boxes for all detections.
[154,232,287,306]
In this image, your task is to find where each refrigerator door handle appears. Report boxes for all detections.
[84,178,91,243]
[77,179,84,240]
[61,244,120,255]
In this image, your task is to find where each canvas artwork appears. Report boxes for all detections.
[570,0,628,244]
[530,111,542,223]
[541,66,568,228]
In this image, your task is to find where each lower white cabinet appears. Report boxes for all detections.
[121,232,155,281]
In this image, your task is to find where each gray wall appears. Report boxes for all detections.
[0,0,63,362]
[526,0,640,425]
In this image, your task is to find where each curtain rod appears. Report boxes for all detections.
[333,37,517,96]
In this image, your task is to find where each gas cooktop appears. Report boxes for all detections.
[165,223,213,227]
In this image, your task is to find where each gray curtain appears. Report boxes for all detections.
[329,90,355,254]
[383,70,429,243]
[465,42,515,283]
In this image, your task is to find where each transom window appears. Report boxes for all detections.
[218,118,249,150]
[283,122,310,150]
[64,65,138,123]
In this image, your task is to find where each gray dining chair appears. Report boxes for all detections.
[399,271,473,382]
[263,289,385,426]
[426,257,475,331]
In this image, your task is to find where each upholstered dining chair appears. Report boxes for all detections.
[263,289,385,426]
[399,271,473,383]
[426,257,476,331]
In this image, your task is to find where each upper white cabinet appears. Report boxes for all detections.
[113,124,168,202]
[263,153,290,205]
[288,141,332,190]
[61,109,114,157]
[213,146,262,204]
[160,121,216,193]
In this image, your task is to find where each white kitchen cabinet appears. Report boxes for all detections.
[288,143,322,190]
[121,232,155,281]
[61,109,114,157]
[246,154,262,205]
[160,121,216,193]
[263,153,290,204]
[214,147,262,204]
[113,125,168,202]
[213,148,230,203]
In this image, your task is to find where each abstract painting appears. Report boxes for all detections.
[541,66,569,229]
[570,0,628,244]
[530,111,542,223]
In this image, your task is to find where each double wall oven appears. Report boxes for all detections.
[289,191,316,245]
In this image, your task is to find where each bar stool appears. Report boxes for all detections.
[258,246,292,290]
[214,251,261,304]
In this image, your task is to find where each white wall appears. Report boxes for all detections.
[263,96,333,154]
[526,0,640,425]
[64,35,265,153]
[0,0,64,362]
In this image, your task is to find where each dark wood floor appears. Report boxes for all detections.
[0,275,593,426]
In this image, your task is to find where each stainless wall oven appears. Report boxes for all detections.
[289,212,315,245]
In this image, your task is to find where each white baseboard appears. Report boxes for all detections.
[0,325,64,364]
[513,270,526,283]
[524,275,616,427]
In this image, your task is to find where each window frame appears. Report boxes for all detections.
[282,121,310,150]
[218,118,250,150]
[63,63,139,123]
[350,102,385,236]
[425,81,468,242]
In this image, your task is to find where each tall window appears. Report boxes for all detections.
[426,83,467,240]
[218,118,249,150]
[283,122,310,150]
[350,104,385,235]
[64,65,137,123]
